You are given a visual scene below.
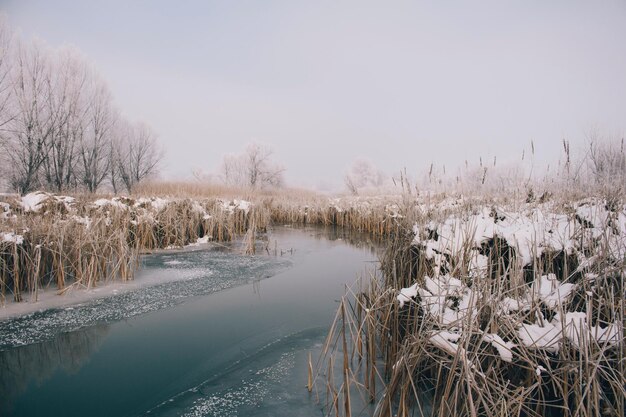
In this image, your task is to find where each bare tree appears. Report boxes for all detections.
[79,74,116,192]
[116,121,162,193]
[220,142,284,188]
[587,136,626,191]
[0,17,12,191]
[0,15,14,133]
[0,18,164,194]
[41,48,89,192]
[108,134,121,194]
[220,151,246,186]
[2,40,55,193]
[344,158,385,195]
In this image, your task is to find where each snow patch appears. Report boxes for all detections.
[518,322,562,353]
[2,232,24,245]
[21,192,50,212]
[483,333,515,362]
[397,283,418,308]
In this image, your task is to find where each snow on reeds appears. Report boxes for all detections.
[0,193,264,303]
[3,184,624,417]
[269,194,405,236]
[318,194,625,417]
[0,190,404,304]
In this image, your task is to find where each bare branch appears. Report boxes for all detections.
[220,142,285,189]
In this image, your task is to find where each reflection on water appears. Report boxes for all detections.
[252,277,261,296]
[306,225,381,254]
[0,226,380,417]
[0,324,109,412]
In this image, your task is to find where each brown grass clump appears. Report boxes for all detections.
[0,190,406,304]
[0,195,268,303]
[316,194,625,417]
[269,195,406,238]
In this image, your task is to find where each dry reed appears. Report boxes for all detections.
[315,192,625,417]
[0,194,268,303]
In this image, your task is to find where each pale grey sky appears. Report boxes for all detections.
[3,1,625,189]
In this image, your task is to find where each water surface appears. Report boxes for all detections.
[0,226,379,417]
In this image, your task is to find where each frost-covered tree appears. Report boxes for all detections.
[0,15,13,133]
[40,48,90,191]
[2,39,55,193]
[344,158,385,195]
[115,121,162,193]
[78,75,117,192]
[220,142,284,188]
[0,16,163,194]
[587,138,625,187]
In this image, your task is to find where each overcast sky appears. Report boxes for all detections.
[3,1,625,189]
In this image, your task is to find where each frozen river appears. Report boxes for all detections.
[0,226,379,417]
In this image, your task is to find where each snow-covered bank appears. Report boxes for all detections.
[400,198,625,358]
[0,237,218,321]
[323,194,625,417]
[0,242,292,349]
[1,191,406,305]
[0,193,261,305]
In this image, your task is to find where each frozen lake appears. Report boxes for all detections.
[0,226,379,417]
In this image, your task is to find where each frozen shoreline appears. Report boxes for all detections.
[0,240,293,350]
[0,239,231,321]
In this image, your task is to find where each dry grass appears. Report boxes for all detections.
[0,195,269,303]
[316,192,625,417]
[0,189,404,304]
[1,174,624,417]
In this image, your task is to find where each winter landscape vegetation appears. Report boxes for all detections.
[0,3,625,417]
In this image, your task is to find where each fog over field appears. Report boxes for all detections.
[3,0,625,190]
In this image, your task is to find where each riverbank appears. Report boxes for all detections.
[320,194,625,417]
[0,191,400,305]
